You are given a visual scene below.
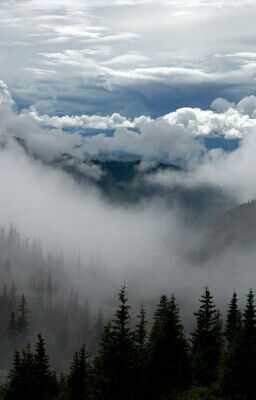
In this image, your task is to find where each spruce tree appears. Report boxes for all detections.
[4,346,35,400]
[221,293,242,399]
[191,287,222,387]
[67,345,90,400]
[225,292,242,345]
[94,286,135,400]
[134,305,148,400]
[238,289,256,399]
[147,295,190,400]
[93,322,114,400]
[33,334,57,400]
[4,350,22,400]
[134,304,147,353]
[17,295,29,336]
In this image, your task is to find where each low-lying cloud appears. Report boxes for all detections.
[0,80,256,306]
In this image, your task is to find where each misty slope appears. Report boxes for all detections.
[195,200,256,261]
[12,135,236,218]
[51,156,235,219]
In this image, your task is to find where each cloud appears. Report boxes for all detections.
[146,131,256,204]
[0,82,203,166]
[0,80,256,207]
[27,92,256,142]
[0,80,14,106]
[1,79,256,303]
[1,0,256,117]
[237,95,256,117]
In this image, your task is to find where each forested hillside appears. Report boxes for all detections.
[1,286,256,400]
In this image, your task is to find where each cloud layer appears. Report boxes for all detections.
[0,80,256,206]
[0,80,253,168]
[0,79,256,302]
[1,0,256,115]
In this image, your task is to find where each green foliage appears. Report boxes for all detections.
[94,286,136,400]
[67,345,90,400]
[172,385,225,400]
[134,305,148,400]
[191,288,223,387]
[225,292,241,345]
[3,335,57,400]
[147,295,190,400]
[4,286,256,400]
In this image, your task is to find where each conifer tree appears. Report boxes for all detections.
[221,293,242,399]
[134,305,148,400]
[225,292,241,345]
[191,288,222,387]
[237,289,256,399]
[4,346,35,400]
[67,345,90,400]
[149,295,169,343]
[93,322,114,400]
[4,351,22,400]
[147,295,190,400]
[134,304,147,353]
[94,286,135,400]
[33,334,57,400]
[17,295,29,336]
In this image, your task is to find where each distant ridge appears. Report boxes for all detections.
[194,200,256,262]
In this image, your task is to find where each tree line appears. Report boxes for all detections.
[1,286,256,400]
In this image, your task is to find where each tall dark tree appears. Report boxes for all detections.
[221,293,242,399]
[33,334,58,400]
[237,289,256,399]
[147,295,190,400]
[134,305,148,400]
[225,292,242,345]
[67,345,90,400]
[134,304,147,353]
[94,286,135,400]
[4,346,35,400]
[191,288,222,387]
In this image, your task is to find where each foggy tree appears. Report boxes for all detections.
[221,293,242,399]
[191,288,222,387]
[8,312,16,342]
[33,334,58,400]
[236,289,256,399]
[67,345,90,400]
[4,346,34,400]
[94,286,136,400]
[134,305,148,400]
[148,295,191,399]
[17,295,29,336]
[225,292,242,345]
[5,285,256,399]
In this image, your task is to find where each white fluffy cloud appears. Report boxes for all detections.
[0,82,203,165]
[28,93,256,140]
[1,82,256,171]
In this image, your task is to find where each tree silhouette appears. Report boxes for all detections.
[191,288,222,387]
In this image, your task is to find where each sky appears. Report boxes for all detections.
[0,0,256,117]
